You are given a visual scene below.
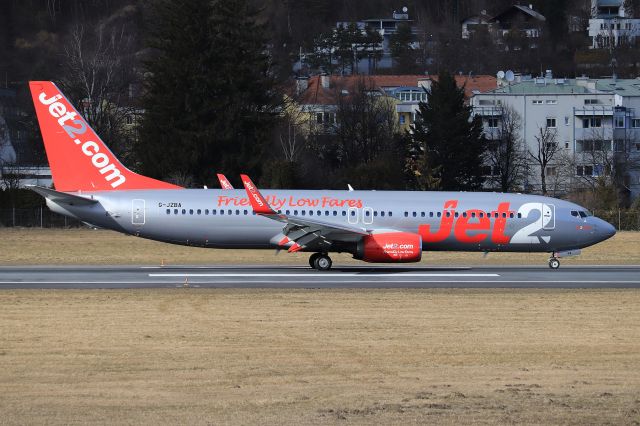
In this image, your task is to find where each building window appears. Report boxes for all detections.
[614,139,625,152]
[399,115,405,124]
[565,141,570,149]
[583,117,602,128]
[546,100,557,105]
[546,166,556,176]
[632,119,640,128]
[487,118,498,128]
[584,99,599,105]
[576,165,594,177]
[325,112,335,124]
[126,115,133,125]
[316,113,323,123]
[615,117,625,128]
[546,118,557,128]
[532,100,543,105]
[564,116,570,126]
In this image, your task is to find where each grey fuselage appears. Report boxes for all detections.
[46,188,616,255]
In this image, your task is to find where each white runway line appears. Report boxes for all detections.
[148,273,500,277]
[2,280,640,285]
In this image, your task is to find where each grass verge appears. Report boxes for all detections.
[0,289,639,424]
[0,228,638,266]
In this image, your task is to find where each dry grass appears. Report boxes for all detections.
[0,228,639,266]
[0,289,639,425]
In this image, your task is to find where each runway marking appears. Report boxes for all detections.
[148,273,500,278]
[2,280,640,285]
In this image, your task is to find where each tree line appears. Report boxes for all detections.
[0,0,637,210]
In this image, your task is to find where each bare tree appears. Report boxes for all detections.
[333,77,399,165]
[61,14,138,162]
[547,149,575,197]
[529,126,561,195]
[576,126,640,206]
[0,115,19,190]
[485,106,527,192]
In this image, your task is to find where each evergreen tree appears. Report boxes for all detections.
[407,71,486,191]
[389,22,417,74]
[137,0,279,185]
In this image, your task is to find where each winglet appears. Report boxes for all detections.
[217,174,234,190]
[240,174,277,215]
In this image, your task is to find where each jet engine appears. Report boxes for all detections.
[354,232,422,263]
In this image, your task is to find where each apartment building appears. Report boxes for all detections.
[588,0,640,48]
[472,73,640,199]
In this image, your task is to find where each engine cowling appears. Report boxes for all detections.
[354,232,422,263]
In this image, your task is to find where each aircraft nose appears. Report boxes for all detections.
[597,219,616,241]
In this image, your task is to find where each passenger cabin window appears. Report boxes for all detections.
[571,210,578,217]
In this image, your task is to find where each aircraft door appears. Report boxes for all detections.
[542,203,555,230]
[348,207,358,224]
[363,207,373,225]
[132,199,145,225]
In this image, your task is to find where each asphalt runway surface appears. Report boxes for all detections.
[0,264,640,289]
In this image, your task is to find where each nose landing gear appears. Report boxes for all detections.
[548,256,560,269]
[309,253,332,271]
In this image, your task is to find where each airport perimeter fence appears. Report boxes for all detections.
[0,207,84,228]
[2,207,640,231]
[592,210,640,232]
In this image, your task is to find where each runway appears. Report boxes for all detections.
[1,265,640,289]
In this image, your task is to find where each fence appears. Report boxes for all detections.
[0,207,84,228]
[592,210,640,232]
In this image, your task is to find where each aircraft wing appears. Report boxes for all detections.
[240,174,368,252]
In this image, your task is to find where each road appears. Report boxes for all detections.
[1,265,640,289]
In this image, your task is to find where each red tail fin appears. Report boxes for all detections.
[29,81,180,191]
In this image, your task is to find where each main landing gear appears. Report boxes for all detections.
[548,256,560,269]
[309,253,332,271]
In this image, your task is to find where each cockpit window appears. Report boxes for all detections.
[579,211,587,218]
[571,211,579,217]
[585,210,593,217]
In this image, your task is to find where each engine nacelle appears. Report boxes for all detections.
[354,232,422,263]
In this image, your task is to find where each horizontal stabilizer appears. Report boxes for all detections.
[27,186,98,206]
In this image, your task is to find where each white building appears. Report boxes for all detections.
[472,73,640,201]
[588,0,640,48]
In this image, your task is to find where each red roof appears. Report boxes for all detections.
[293,74,497,105]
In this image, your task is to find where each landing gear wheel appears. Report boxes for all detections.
[548,258,560,269]
[309,253,321,269]
[314,254,332,271]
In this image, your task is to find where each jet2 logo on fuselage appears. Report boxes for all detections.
[419,200,553,245]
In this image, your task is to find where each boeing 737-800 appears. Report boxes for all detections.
[28,81,616,270]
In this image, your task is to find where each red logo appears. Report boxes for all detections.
[418,200,511,244]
